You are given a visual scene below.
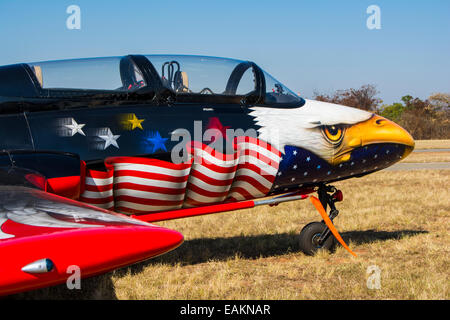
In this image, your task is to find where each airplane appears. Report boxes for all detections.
[0,54,415,296]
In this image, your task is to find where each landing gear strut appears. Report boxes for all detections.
[299,184,343,256]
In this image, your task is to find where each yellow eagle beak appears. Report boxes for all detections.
[332,115,415,165]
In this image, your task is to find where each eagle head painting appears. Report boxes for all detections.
[250,99,415,192]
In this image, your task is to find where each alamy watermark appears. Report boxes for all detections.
[66,265,81,290]
[66,5,81,30]
[366,5,381,30]
[366,265,381,290]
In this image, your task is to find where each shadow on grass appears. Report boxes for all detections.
[7,229,426,300]
[341,229,428,246]
[122,229,428,272]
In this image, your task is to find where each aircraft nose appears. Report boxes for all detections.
[333,114,415,164]
[356,115,414,156]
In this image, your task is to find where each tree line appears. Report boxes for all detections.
[312,85,449,139]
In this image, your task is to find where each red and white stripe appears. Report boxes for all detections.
[183,142,240,207]
[79,138,281,214]
[227,136,281,201]
[79,169,114,210]
[105,157,192,214]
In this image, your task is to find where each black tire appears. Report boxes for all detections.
[299,222,336,256]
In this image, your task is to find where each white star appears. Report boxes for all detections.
[98,128,120,149]
[293,164,298,169]
[64,118,85,136]
[306,156,311,162]
[293,150,297,155]
[291,177,296,182]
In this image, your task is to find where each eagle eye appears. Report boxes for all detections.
[322,125,344,144]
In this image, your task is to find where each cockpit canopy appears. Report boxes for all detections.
[0,55,304,108]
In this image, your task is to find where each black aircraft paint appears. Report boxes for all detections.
[0,54,413,199]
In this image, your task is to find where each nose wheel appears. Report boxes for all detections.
[299,184,349,256]
[299,221,336,255]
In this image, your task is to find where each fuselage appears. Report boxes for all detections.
[0,55,415,211]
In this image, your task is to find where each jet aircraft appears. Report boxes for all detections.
[0,55,414,295]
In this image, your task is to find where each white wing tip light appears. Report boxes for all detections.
[21,258,55,274]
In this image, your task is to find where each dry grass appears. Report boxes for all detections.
[414,140,450,149]
[8,141,450,300]
[11,170,450,300]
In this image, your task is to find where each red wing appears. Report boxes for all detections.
[0,186,183,296]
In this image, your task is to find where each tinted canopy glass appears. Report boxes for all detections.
[145,55,256,95]
[264,70,302,106]
[23,55,303,107]
[28,57,146,92]
[145,55,303,106]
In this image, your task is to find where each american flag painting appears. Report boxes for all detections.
[183,142,241,208]
[79,168,114,210]
[228,136,282,201]
[79,138,281,214]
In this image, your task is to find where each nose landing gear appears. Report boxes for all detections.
[299,221,336,255]
[299,184,355,256]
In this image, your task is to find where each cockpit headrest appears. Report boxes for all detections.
[174,71,189,92]
[33,66,43,88]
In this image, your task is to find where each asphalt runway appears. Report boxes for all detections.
[383,148,450,171]
[385,162,450,171]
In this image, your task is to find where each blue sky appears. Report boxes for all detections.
[0,0,448,104]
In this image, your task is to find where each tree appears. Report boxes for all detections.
[314,87,449,139]
[313,84,382,111]
[428,93,450,111]
[379,102,405,122]
[394,95,449,139]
